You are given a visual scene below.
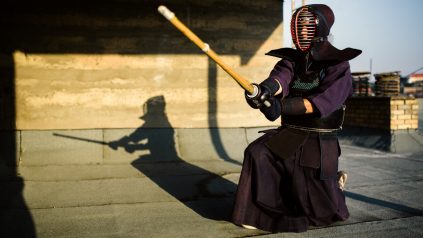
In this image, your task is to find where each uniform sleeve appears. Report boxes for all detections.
[267,59,295,98]
[307,61,353,117]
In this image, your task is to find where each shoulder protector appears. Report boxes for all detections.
[265,47,301,62]
[311,41,362,62]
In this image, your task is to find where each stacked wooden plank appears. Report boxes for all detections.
[352,72,372,96]
[374,71,400,96]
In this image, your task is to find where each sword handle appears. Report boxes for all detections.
[246,84,271,107]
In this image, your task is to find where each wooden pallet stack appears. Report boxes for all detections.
[351,72,372,96]
[374,71,400,96]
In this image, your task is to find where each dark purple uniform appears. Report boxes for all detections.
[233,4,361,233]
[232,60,354,233]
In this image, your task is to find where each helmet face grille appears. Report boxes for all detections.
[291,7,317,52]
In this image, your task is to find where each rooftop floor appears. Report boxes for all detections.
[1,143,422,237]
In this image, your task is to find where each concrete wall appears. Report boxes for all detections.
[0,0,283,131]
[0,3,283,234]
[11,127,274,167]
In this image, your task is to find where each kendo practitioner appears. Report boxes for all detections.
[232,4,361,233]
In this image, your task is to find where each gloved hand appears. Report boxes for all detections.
[260,96,282,121]
[245,83,271,109]
[259,97,308,121]
[245,78,280,109]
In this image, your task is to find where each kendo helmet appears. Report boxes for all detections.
[291,4,334,52]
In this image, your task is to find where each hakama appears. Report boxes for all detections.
[232,128,349,233]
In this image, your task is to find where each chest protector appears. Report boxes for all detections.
[283,65,345,132]
[290,68,323,97]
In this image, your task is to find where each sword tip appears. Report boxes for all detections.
[158,5,175,20]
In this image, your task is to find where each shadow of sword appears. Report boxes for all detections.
[52,133,117,149]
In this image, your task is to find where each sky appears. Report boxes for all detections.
[283,0,423,78]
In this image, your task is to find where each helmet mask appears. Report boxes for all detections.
[291,4,334,52]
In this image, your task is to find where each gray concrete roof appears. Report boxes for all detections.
[1,143,422,237]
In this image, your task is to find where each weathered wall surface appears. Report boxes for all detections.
[1,0,283,130]
[0,3,283,235]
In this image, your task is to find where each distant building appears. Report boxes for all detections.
[403,73,423,97]
[408,73,423,84]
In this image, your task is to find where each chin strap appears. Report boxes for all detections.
[311,36,327,43]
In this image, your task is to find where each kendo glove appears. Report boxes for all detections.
[260,96,282,121]
[245,78,280,109]
[259,97,308,121]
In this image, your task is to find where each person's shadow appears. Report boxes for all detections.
[109,95,237,220]
[0,54,36,237]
